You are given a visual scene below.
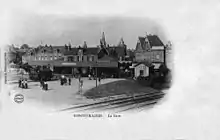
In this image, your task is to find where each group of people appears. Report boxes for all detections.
[40,79,48,90]
[18,78,28,89]
[59,75,84,94]
[60,75,71,86]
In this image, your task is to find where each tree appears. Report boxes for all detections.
[159,63,170,80]
[19,63,33,73]
[20,44,30,50]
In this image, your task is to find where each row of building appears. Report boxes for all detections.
[18,32,167,77]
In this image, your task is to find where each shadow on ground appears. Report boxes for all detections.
[84,79,160,99]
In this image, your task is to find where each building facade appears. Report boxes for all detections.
[134,63,150,77]
[22,33,127,77]
[134,34,165,69]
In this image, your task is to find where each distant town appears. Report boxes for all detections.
[6,32,171,79]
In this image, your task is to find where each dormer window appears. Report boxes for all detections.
[64,56,68,61]
[78,49,83,55]
[89,55,94,61]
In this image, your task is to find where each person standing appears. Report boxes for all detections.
[44,81,48,90]
[78,74,81,82]
[60,75,64,86]
[88,74,91,80]
[98,77,101,85]
[18,78,21,88]
[40,78,43,87]
[68,77,71,85]
[80,79,83,94]
[24,79,28,89]
[21,79,25,88]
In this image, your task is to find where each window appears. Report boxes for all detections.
[77,56,79,61]
[73,56,77,62]
[156,55,160,60]
[50,56,53,60]
[139,70,144,76]
[119,56,122,61]
[54,56,57,60]
[41,56,44,60]
[78,49,83,55]
[45,56,47,60]
[83,56,87,61]
[64,56,68,61]
[82,56,84,61]
[89,55,93,61]
[68,56,73,62]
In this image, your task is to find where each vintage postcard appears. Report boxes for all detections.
[0,0,219,140]
[2,16,172,112]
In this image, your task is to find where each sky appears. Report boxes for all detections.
[8,12,167,49]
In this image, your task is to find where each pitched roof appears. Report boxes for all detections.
[138,37,146,47]
[108,46,126,57]
[63,48,78,55]
[135,35,164,51]
[118,38,126,47]
[52,46,65,49]
[98,55,117,61]
[63,47,100,55]
[134,61,153,67]
[84,48,99,55]
[135,42,143,51]
[136,37,147,51]
[147,35,164,46]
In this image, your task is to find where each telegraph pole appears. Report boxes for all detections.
[4,52,7,84]
[164,44,167,67]
[95,61,98,88]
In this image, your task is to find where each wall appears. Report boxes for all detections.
[134,64,149,77]
[135,50,164,63]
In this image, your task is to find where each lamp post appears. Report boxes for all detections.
[95,61,98,88]
[4,52,7,84]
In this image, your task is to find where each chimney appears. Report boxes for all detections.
[68,42,71,50]
[65,44,68,50]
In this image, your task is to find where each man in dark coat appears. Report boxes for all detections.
[68,77,71,85]
[24,79,28,89]
[21,79,25,88]
[44,81,48,90]
[18,79,22,88]
[98,77,101,85]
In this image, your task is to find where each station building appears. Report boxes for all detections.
[132,34,166,77]
[22,33,127,77]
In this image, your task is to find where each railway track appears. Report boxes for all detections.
[60,90,165,113]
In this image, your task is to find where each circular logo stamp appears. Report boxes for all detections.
[14,94,24,104]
